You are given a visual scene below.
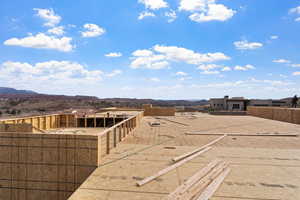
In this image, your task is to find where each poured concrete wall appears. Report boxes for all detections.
[247,106,300,124]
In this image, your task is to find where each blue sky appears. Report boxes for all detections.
[0,0,299,100]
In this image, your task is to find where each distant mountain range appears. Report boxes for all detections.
[0,87,37,95]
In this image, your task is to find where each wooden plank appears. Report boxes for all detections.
[172,135,226,162]
[194,168,231,200]
[165,159,222,200]
[185,132,298,137]
[136,147,212,187]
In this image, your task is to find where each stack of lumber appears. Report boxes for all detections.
[136,135,227,187]
[165,159,230,200]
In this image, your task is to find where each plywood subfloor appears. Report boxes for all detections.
[68,113,300,200]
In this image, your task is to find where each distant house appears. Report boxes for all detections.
[210,96,288,111]
[210,96,247,111]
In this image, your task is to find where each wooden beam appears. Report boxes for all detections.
[185,132,298,137]
[172,135,226,163]
[194,168,231,200]
[113,128,117,147]
[136,147,212,187]
[167,161,228,200]
[165,159,221,200]
[106,131,110,154]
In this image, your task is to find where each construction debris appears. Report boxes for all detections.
[136,147,212,186]
[165,159,230,200]
[172,135,226,162]
[185,132,299,137]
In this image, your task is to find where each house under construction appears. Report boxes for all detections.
[0,105,299,200]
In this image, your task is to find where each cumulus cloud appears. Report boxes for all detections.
[189,3,235,22]
[130,45,230,70]
[34,8,61,27]
[138,11,156,20]
[293,72,300,76]
[149,77,160,82]
[289,6,300,21]
[221,66,231,71]
[234,64,255,71]
[138,0,168,10]
[0,61,103,82]
[47,26,65,35]
[81,24,105,38]
[153,45,230,64]
[165,10,177,23]
[273,59,290,64]
[270,35,279,40]
[3,33,74,52]
[105,52,122,57]
[234,40,263,50]
[291,64,300,68]
[201,70,220,75]
[106,70,122,77]
[176,71,188,76]
[179,0,235,22]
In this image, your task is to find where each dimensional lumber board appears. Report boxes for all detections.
[165,159,222,200]
[185,132,299,137]
[194,168,231,200]
[172,135,226,162]
[136,147,212,187]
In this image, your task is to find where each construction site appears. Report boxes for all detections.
[0,104,299,200]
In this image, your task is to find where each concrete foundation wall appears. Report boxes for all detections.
[247,106,300,124]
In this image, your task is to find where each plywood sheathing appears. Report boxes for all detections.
[68,113,300,200]
[248,106,300,125]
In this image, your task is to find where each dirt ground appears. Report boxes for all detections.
[68,113,300,200]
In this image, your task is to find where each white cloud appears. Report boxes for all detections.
[132,49,153,57]
[165,10,177,23]
[290,6,300,14]
[280,74,288,78]
[234,64,255,71]
[106,70,122,77]
[234,40,263,50]
[222,66,231,71]
[3,33,74,52]
[176,71,188,76]
[201,70,220,75]
[47,26,65,35]
[81,24,105,38]
[130,45,230,70]
[289,6,300,21]
[293,72,300,76]
[0,61,103,82]
[189,3,235,22]
[179,0,235,22]
[149,77,160,82]
[153,45,230,64]
[138,0,168,10]
[198,64,223,71]
[270,35,279,40]
[291,64,300,68]
[138,11,156,20]
[105,52,122,57]
[34,8,61,27]
[273,59,290,64]
[179,0,214,12]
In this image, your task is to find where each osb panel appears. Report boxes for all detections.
[0,124,32,132]
[0,132,100,200]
